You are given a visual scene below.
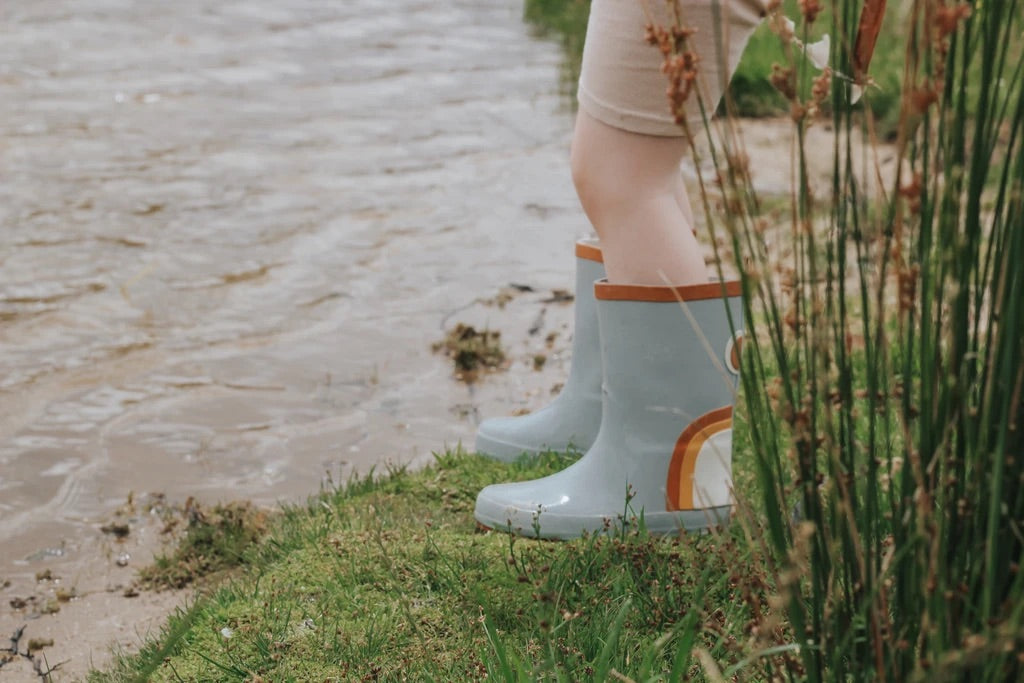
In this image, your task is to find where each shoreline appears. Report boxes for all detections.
[0,115,893,679]
[0,279,580,680]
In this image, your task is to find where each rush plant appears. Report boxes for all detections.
[655,0,1024,679]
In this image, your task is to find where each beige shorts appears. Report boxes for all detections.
[578,0,766,137]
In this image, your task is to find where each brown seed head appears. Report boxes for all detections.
[935,4,972,39]
[799,0,823,23]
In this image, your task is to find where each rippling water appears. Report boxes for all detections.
[0,0,588,598]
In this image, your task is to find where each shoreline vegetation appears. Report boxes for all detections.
[87,448,771,681]
[73,0,1023,680]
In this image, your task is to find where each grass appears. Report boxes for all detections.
[87,446,787,682]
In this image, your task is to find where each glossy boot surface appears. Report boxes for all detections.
[475,279,744,538]
[474,240,605,461]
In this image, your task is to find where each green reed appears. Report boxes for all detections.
[674,0,1024,679]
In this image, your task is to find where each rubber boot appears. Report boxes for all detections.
[475,279,744,538]
[474,240,606,461]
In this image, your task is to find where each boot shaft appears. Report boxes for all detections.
[593,280,743,512]
[594,280,743,437]
[565,240,606,399]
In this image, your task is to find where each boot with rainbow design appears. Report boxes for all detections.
[475,279,743,538]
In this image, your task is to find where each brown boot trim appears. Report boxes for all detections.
[595,280,741,302]
[575,241,604,263]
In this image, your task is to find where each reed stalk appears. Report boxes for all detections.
[656,0,1024,678]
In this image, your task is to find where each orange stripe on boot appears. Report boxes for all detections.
[595,280,741,303]
[575,241,604,263]
[666,406,733,511]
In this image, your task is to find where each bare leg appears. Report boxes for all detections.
[570,110,706,286]
[674,171,695,228]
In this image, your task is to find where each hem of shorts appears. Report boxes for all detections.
[577,86,690,138]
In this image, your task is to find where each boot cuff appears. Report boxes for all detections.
[594,280,741,302]
[575,240,604,263]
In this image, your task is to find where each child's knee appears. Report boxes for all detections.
[570,141,627,216]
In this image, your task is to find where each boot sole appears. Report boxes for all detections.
[474,432,589,463]
[473,503,731,540]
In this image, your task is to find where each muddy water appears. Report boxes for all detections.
[0,0,589,646]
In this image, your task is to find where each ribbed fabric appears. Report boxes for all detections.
[577,0,766,137]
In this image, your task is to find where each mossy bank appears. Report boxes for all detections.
[88,445,781,682]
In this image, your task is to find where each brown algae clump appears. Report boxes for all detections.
[140,500,270,590]
[433,323,506,382]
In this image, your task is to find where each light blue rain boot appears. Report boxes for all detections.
[475,279,744,538]
[474,239,606,461]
